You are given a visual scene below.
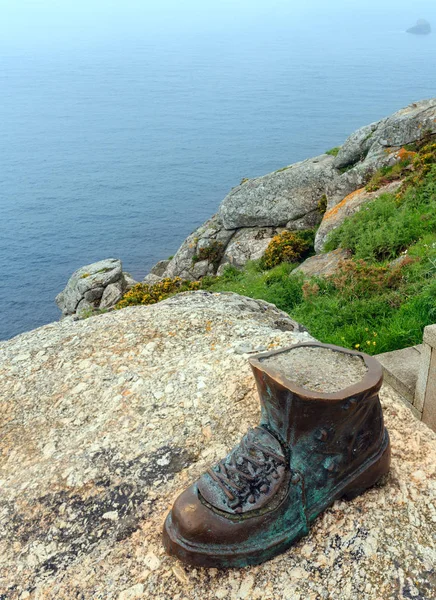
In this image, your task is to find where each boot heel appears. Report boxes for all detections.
[342,433,391,501]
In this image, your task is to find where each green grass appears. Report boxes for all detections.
[325,146,341,157]
[203,240,436,355]
[202,164,436,355]
[325,166,436,261]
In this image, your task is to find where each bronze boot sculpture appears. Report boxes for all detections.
[163,342,391,568]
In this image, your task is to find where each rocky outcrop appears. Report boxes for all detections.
[407,19,431,35]
[147,99,436,281]
[156,215,235,281]
[326,99,436,207]
[314,181,403,252]
[1,292,435,599]
[292,248,351,278]
[219,154,337,229]
[55,258,138,317]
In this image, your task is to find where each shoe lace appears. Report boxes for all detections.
[207,430,286,510]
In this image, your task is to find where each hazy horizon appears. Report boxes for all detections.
[1,1,436,50]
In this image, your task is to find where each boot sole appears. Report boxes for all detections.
[163,430,391,568]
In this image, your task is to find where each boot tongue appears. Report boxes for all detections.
[197,427,286,515]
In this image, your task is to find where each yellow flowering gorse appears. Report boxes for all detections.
[115,277,201,309]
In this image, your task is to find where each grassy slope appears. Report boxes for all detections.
[202,162,436,355]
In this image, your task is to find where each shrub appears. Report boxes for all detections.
[326,147,341,156]
[261,231,312,269]
[365,159,411,192]
[192,241,224,269]
[317,194,328,214]
[115,277,201,309]
[330,259,403,300]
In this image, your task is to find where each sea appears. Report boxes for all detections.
[1,18,436,340]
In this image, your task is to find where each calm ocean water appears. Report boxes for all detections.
[1,22,436,340]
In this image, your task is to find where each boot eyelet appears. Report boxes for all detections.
[315,428,328,442]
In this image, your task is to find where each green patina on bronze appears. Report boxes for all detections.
[163,342,391,568]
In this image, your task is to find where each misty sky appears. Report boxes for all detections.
[1,0,436,48]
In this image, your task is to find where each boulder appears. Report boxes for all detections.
[219,154,338,229]
[326,100,436,208]
[292,248,351,278]
[333,99,436,172]
[159,215,236,281]
[99,281,126,310]
[123,273,139,291]
[218,227,284,273]
[315,181,403,252]
[55,258,129,317]
[143,273,163,285]
[407,19,431,35]
[150,260,170,277]
[1,292,435,599]
[333,121,381,170]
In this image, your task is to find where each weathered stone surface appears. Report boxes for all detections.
[292,249,351,278]
[123,273,139,291]
[415,325,436,431]
[99,281,126,310]
[1,292,435,599]
[160,215,235,281]
[219,154,337,229]
[143,273,163,285]
[376,345,423,406]
[334,99,436,171]
[333,121,381,170]
[422,350,436,431]
[83,286,105,303]
[151,260,170,277]
[315,181,403,252]
[218,227,284,273]
[158,215,228,280]
[286,209,322,231]
[55,258,125,316]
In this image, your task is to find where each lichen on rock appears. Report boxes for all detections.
[55,258,138,318]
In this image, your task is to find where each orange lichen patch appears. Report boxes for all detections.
[396,147,417,161]
[323,188,365,222]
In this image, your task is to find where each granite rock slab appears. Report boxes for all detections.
[1,292,435,599]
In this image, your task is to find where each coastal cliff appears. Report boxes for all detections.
[138,99,436,283]
[55,99,436,321]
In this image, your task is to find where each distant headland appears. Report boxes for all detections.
[407,19,431,35]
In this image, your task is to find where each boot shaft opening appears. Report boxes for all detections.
[258,345,368,394]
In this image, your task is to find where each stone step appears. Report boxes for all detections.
[376,345,423,418]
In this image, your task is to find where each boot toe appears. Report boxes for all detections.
[166,484,237,547]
